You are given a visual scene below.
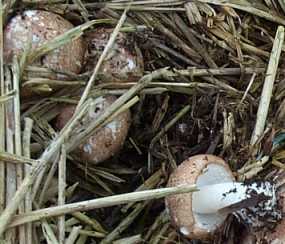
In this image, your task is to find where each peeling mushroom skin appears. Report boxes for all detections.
[4,10,85,74]
[84,28,144,82]
[165,154,235,240]
[56,96,131,164]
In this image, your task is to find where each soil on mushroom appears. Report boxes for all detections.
[3,1,285,244]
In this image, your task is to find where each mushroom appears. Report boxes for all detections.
[4,10,85,84]
[84,27,144,82]
[56,95,131,164]
[165,154,280,241]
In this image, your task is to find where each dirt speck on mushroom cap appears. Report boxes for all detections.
[4,10,85,74]
[84,28,144,82]
[56,96,131,164]
[165,154,235,240]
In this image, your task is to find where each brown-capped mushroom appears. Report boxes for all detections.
[56,95,131,164]
[84,28,144,82]
[165,155,235,240]
[165,154,279,241]
[4,10,85,75]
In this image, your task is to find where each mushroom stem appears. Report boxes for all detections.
[193,182,275,214]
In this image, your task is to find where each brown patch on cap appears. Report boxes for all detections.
[84,28,144,82]
[56,96,131,164]
[165,154,234,240]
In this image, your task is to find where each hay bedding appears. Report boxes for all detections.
[1,0,285,243]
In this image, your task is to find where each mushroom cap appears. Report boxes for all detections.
[4,10,85,74]
[56,96,131,164]
[165,154,235,240]
[84,28,144,82]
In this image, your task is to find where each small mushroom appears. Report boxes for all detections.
[166,155,235,240]
[56,95,131,164]
[4,10,85,75]
[165,154,280,241]
[84,27,144,82]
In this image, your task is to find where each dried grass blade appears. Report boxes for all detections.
[0,99,92,237]
[0,0,5,215]
[0,152,35,165]
[100,203,147,244]
[9,185,197,227]
[71,212,106,234]
[4,65,17,243]
[42,220,60,244]
[197,0,285,25]
[58,145,66,244]
[65,226,82,244]
[23,118,34,244]
[251,26,284,145]
[12,57,26,244]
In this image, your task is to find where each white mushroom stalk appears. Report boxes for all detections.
[193,181,281,228]
[193,182,274,214]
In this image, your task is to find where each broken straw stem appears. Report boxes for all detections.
[8,184,197,228]
[251,26,284,145]
[12,58,26,244]
[58,146,66,244]
[65,226,82,244]
[0,0,5,215]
